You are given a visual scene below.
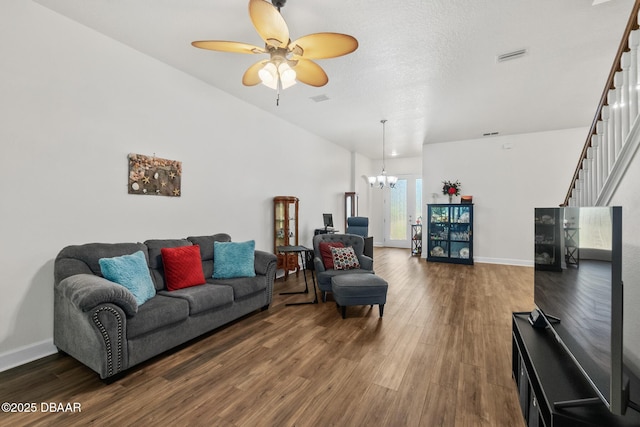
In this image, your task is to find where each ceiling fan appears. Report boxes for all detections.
[192,0,358,101]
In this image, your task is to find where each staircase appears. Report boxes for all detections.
[564,1,640,207]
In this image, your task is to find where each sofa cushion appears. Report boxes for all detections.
[210,275,267,300]
[161,245,206,291]
[213,240,256,279]
[316,268,373,289]
[330,246,361,270]
[98,251,156,306]
[319,242,344,269]
[158,284,234,315]
[144,239,192,291]
[126,294,190,339]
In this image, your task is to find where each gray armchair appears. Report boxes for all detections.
[313,234,374,302]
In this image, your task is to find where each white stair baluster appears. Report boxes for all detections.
[614,72,624,155]
[591,134,601,198]
[577,172,584,206]
[585,153,593,206]
[628,30,639,121]
[608,89,620,166]
[621,53,631,141]
[601,106,610,177]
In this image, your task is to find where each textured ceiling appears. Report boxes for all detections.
[35,0,635,159]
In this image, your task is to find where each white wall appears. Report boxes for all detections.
[0,0,352,369]
[345,151,374,231]
[608,139,640,373]
[422,129,586,265]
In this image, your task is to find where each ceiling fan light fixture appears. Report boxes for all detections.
[258,62,278,89]
[278,62,297,88]
[192,0,358,102]
[258,60,297,90]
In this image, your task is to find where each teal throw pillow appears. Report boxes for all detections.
[213,240,256,279]
[99,251,156,306]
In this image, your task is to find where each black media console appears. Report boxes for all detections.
[512,313,640,427]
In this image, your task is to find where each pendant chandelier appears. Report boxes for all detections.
[368,119,398,189]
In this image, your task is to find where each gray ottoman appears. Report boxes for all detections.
[331,273,388,318]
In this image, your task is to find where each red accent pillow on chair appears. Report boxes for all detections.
[161,245,206,291]
[319,242,345,269]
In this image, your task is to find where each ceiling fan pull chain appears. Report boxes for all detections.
[276,75,282,106]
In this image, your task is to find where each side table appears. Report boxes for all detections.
[276,245,318,305]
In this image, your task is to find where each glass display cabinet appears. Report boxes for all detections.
[534,207,562,271]
[426,204,473,265]
[273,196,300,279]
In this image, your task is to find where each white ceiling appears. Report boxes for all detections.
[35,0,635,160]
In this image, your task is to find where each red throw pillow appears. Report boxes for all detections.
[161,245,206,291]
[319,242,345,269]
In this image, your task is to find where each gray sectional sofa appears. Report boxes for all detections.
[54,233,277,380]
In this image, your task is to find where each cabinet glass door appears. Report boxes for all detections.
[287,199,297,242]
[429,206,449,258]
[450,206,471,260]
[274,200,287,250]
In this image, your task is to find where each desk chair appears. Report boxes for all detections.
[346,216,369,237]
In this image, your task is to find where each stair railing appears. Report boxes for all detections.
[563,1,640,207]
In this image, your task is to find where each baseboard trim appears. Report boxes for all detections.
[0,339,57,373]
[419,253,533,266]
[474,257,533,267]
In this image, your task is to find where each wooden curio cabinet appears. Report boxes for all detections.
[274,196,300,279]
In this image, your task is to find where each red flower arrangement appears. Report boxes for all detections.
[442,180,461,196]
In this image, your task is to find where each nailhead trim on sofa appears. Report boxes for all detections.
[92,306,123,377]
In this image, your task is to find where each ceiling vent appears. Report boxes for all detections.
[310,94,330,103]
[497,49,527,63]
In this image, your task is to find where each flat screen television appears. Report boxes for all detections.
[532,206,631,415]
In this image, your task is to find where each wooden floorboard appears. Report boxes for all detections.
[0,248,532,426]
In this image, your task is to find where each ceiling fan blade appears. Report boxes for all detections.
[242,60,268,86]
[291,33,358,59]
[249,0,289,48]
[294,59,329,87]
[191,40,265,54]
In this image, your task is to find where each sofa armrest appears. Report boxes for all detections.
[358,254,374,271]
[56,274,138,316]
[254,250,277,276]
[313,256,326,273]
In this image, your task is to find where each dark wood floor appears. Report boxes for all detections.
[0,248,533,426]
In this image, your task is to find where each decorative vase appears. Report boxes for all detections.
[448,195,453,203]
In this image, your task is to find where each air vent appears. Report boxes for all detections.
[497,49,527,63]
[310,94,330,103]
